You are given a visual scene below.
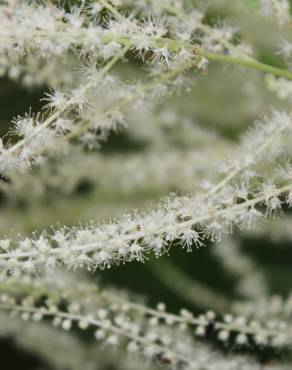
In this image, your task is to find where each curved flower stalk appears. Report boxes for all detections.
[1,0,292,176]
[0,314,106,370]
[0,110,291,276]
[1,1,292,368]
[0,110,232,201]
[0,53,199,175]
[0,180,288,275]
[124,0,250,59]
[0,0,249,63]
[0,312,162,370]
[205,110,292,195]
[1,0,291,79]
[0,297,274,370]
[0,44,130,174]
[0,275,291,362]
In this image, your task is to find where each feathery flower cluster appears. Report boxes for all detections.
[1,1,292,369]
[0,274,291,366]
[0,117,233,201]
[2,0,291,175]
[0,111,291,276]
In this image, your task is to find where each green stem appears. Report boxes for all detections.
[136,2,292,80]
[202,51,292,80]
